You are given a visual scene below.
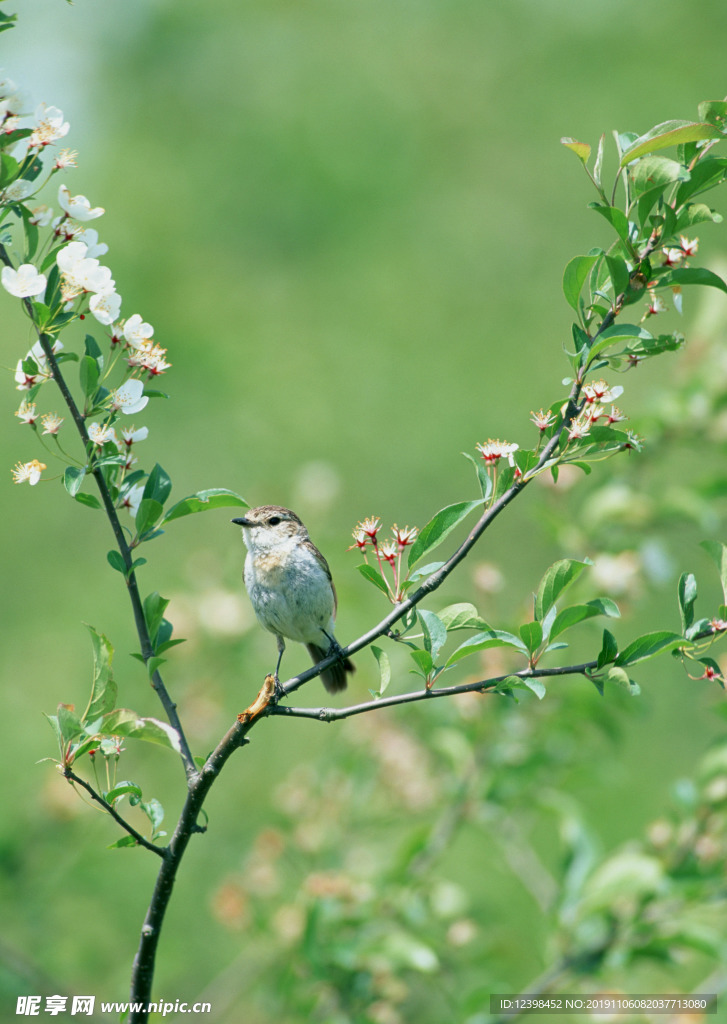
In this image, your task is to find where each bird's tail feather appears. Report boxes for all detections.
[306,643,354,694]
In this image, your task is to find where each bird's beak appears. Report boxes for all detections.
[231,517,252,527]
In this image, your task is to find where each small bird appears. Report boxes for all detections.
[232,505,354,695]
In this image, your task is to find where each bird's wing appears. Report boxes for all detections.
[302,537,337,615]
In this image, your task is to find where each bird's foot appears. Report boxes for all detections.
[273,672,287,702]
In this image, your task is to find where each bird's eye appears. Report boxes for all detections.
[268,516,281,526]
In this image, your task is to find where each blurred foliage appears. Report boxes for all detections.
[3,1,727,1022]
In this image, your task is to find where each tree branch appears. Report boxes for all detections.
[0,242,197,780]
[64,766,166,858]
[272,660,597,721]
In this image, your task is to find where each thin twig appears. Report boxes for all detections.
[0,242,197,781]
[272,660,598,721]
[64,766,166,858]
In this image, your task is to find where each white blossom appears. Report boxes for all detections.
[1,263,46,298]
[58,184,104,221]
[89,290,122,325]
[110,378,148,415]
[30,104,69,147]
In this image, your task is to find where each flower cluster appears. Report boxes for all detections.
[349,517,419,603]
[1,93,168,506]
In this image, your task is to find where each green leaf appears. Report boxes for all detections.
[562,252,600,311]
[407,499,484,568]
[406,561,446,583]
[523,677,546,700]
[63,465,86,498]
[602,666,640,696]
[589,204,631,246]
[419,610,447,661]
[561,137,591,164]
[143,592,170,647]
[356,563,390,596]
[106,550,127,575]
[142,463,172,506]
[597,628,619,670]
[519,620,543,655]
[161,488,249,524]
[615,631,685,667]
[652,266,727,296]
[698,100,727,128]
[79,354,100,397]
[588,323,654,362]
[140,797,165,833]
[96,709,181,753]
[445,630,528,668]
[461,451,493,501]
[534,558,591,621]
[83,625,117,722]
[630,155,689,197]
[105,782,142,804]
[370,646,391,695]
[678,572,698,634]
[701,540,727,602]
[410,648,433,677]
[108,835,138,850]
[437,602,490,632]
[550,599,620,640]
[135,497,164,538]
[605,253,630,299]
[74,492,102,510]
[57,703,84,743]
[620,120,724,165]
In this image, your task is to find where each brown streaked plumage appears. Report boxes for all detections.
[232,505,354,694]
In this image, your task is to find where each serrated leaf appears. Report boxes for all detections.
[588,324,654,363]
[620,120,723,165]
[419,609,447,661]
[615,631,685,666]
[407,499,484,568]
[370,646,391,695]
[534,558,591,620]
[161,488,249,524]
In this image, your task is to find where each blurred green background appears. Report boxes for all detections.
[3,0,727,1021]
